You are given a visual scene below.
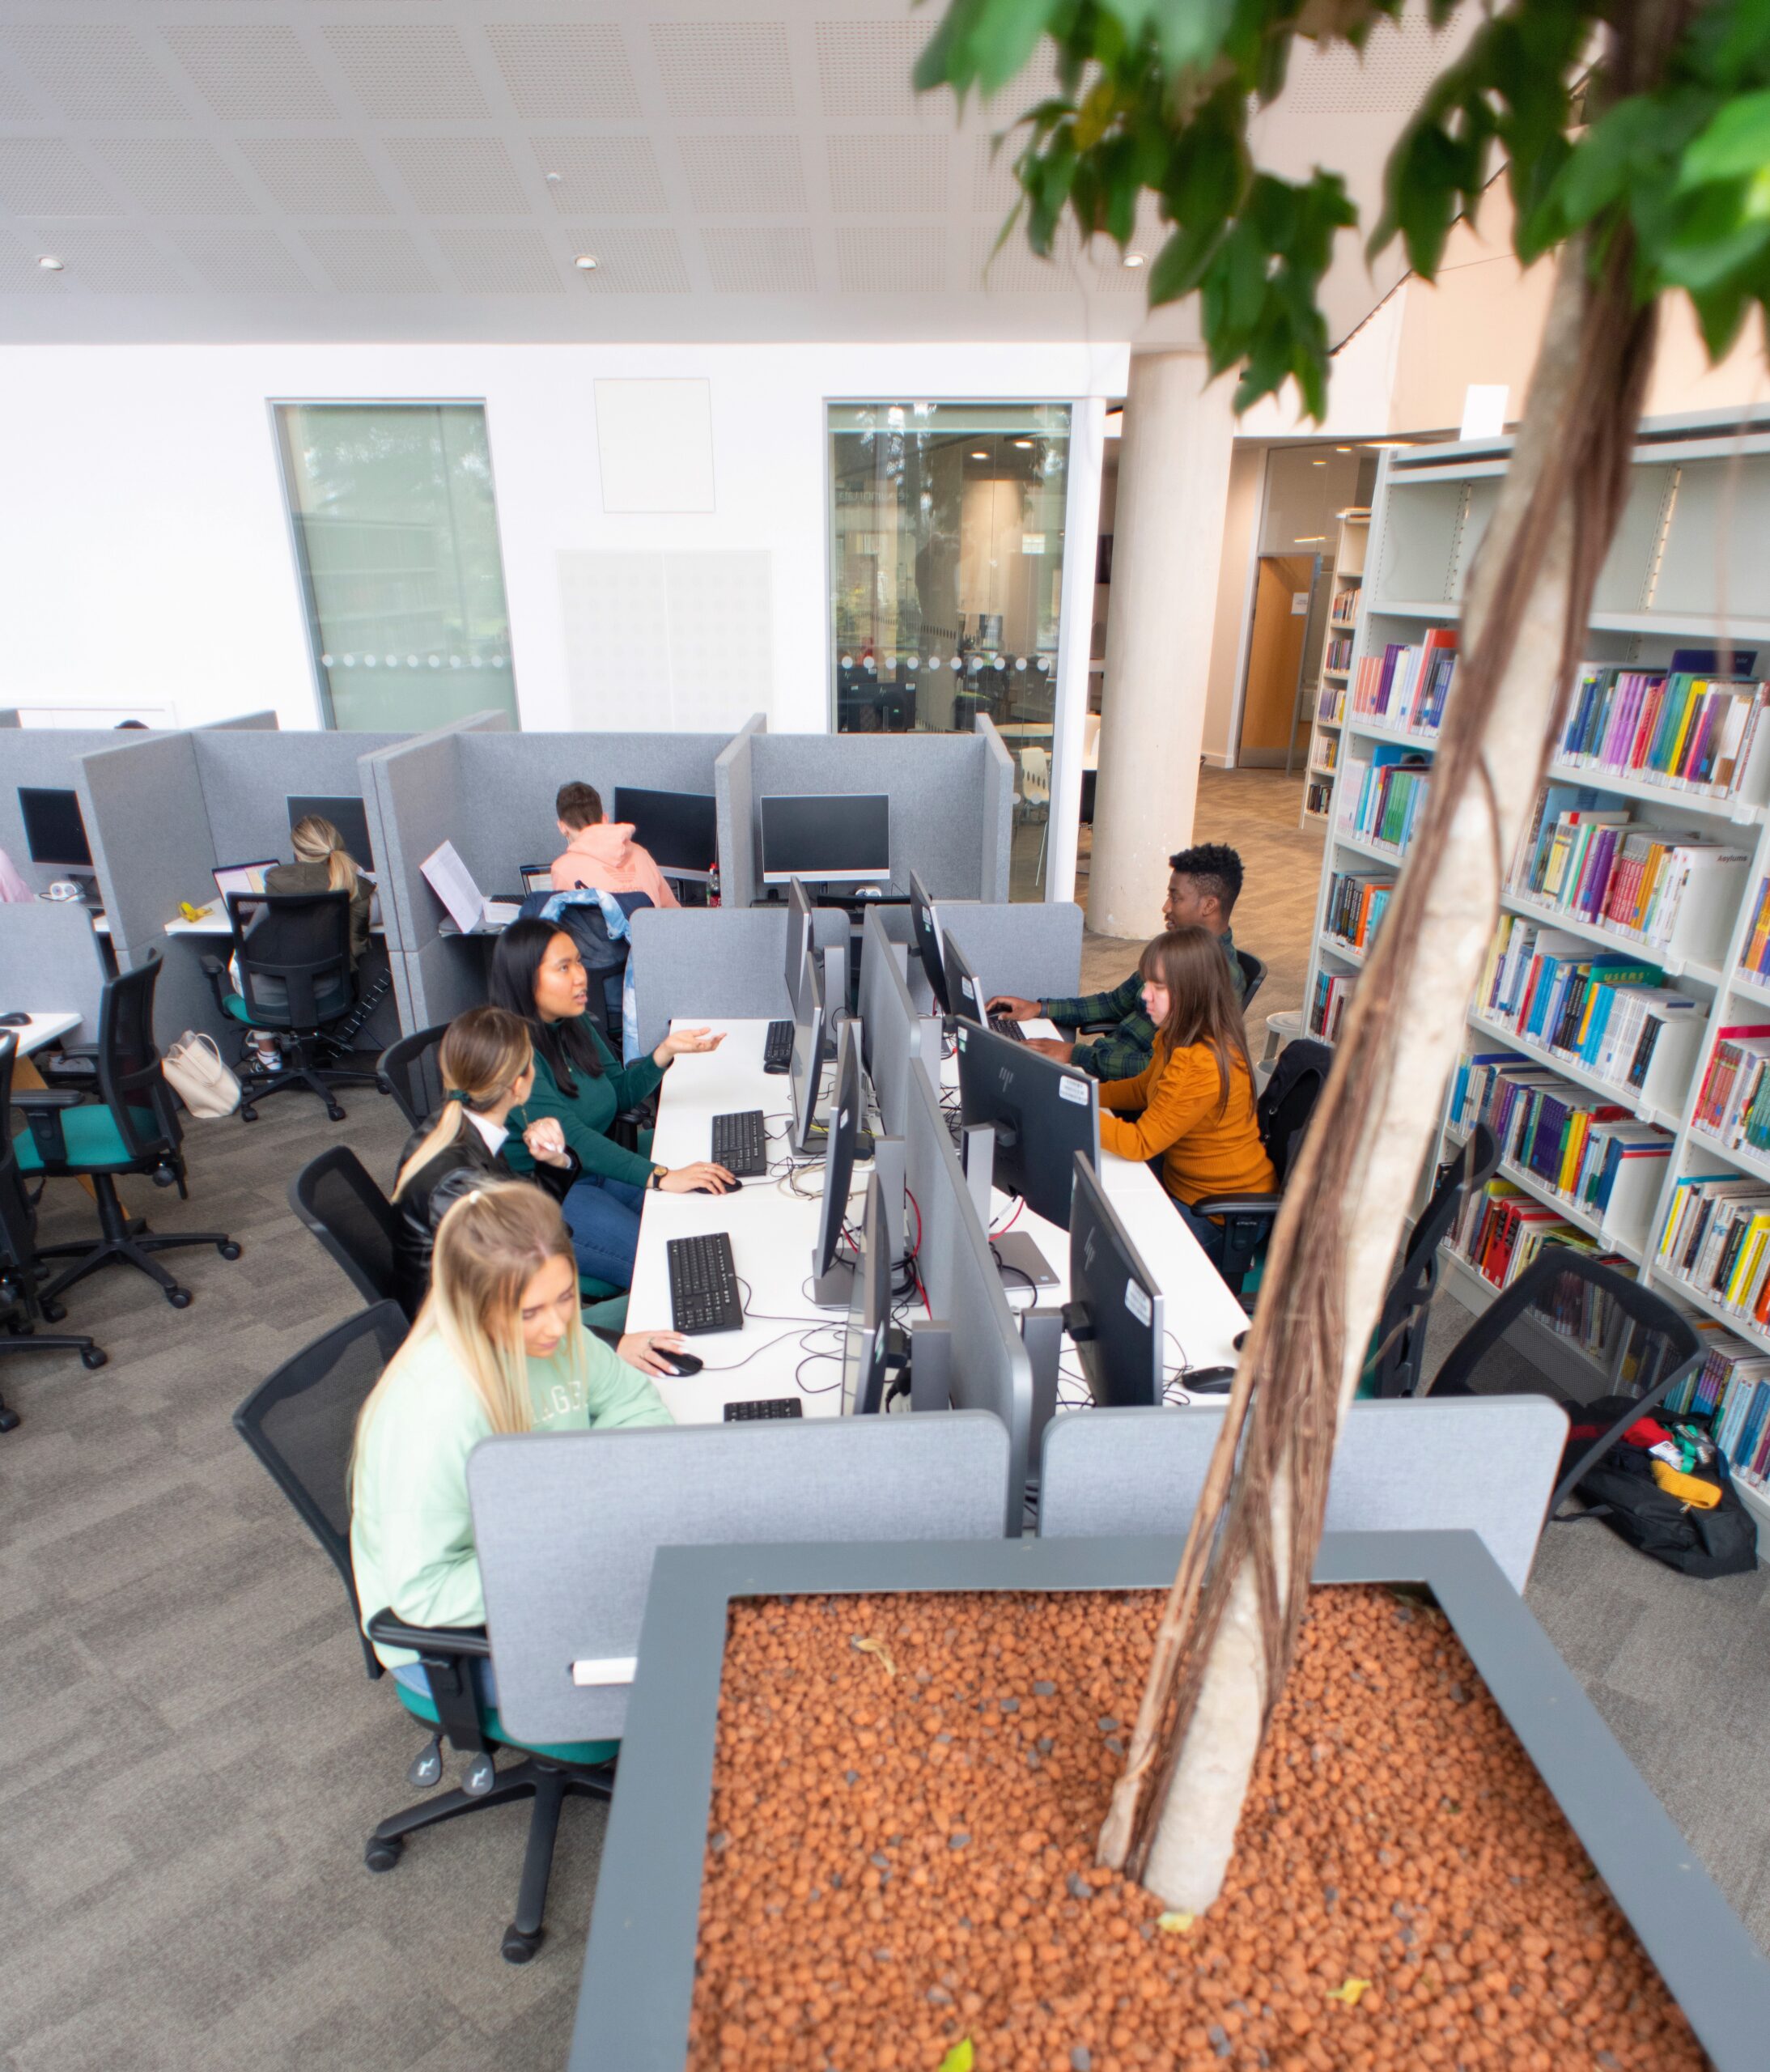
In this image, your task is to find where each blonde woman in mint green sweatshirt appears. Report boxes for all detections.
[350,1181,674,1689]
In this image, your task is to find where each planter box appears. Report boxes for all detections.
[569,1530,1770,2071]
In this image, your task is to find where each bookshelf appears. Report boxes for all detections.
[1301,507,1369,826]
[1297,407,1770,1544]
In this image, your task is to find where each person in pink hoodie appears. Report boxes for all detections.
[548,783,680,910]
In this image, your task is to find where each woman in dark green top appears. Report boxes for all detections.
[490,919,734,1289]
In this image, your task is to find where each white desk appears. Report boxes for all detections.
[95,906,385,939]
[629,1018,859,1424]
[4,1010,81,1056]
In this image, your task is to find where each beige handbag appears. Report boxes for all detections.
[162,1030,243,1119]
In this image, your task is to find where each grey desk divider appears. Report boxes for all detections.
[195,710,278,730]
[192,727,404,867]
[1038,1397,1571,1593]
[858,906,939,1138]
[627,904,846,1054]
[0,898,108,1038]
[939,898,1085,1006]
[0,726,158,906]
[468,1412,1011,1746]
[975,715,1017,902]
[902,1064,1034,1533]
[713,712,766,910]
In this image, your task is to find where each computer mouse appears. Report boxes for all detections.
[1182,1365,1237,1393]
[1233,1330,1249,1352]
[690,1182,738,1195]
[0,1012,31,1027]
[657,1352,703,1378]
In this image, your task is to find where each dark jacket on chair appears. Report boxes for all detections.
[391,1119,579,1316]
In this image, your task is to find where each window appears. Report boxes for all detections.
[274,402,518,731]
[829,401,1072,896]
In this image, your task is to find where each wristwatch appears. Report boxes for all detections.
[647,1165,667,1191]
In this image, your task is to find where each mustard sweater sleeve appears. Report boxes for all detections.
[1097,1047,1223,1164]
[1095,1051,1161,1115]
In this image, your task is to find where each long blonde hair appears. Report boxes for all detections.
[392,1006,534,1199]
[1139,926,1254,1118]
[353,1183,586,1471]
[291,813,359,899]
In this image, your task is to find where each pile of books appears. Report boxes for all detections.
[1304,777,1334,819]
[1657,1174,1770,1331]
[1451,1180,1615,1291]
[1315,733,1339,773]
[1664,1334,1770,1488]
[1322,866,1393,955]
[1338,745,1432,854]
[1309,969,1355,1042]
[1742,877,1770,979]
[1511,783,1749,958]
[1350,629,1458,735]
[1556,664,1769,801]
[1318,678,1348,727]
[1324,633,1354,673]
[1476,916,1702,1097]
[1691,1025,1770,1156]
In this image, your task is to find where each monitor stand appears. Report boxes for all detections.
[958,1122,1060,1292]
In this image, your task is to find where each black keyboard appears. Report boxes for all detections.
[989,1015,1025,1043]
[724,1397,802,1420]
[762,1019,793,1072]
[666,1231,743,1335]
[711,1108,768,1177]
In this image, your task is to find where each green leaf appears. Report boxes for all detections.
[938,2041,975,2072]
[1681,90,1770,187]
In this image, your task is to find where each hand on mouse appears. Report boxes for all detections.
[986,993,1041,1021]
[657,1161,736,1195]
[618,1329,693,1377]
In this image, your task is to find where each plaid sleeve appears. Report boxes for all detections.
[1040,970,1144,1029]
[1067,1010,1157,1081]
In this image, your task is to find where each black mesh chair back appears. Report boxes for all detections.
[289,1145,405,1313]
[0,1033,33,1294]
[1256,1037,1331,1187]
[1369,1123,1500,1399]
[1426,1245,1702,1515]
[1234,948,1267,1013]
[376,1023,448,1130]
[233,1301,408,1678]
[96,953,182,1163]
[227,890,354,1030]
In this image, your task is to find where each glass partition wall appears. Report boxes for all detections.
[274,401,519,731]
[829,402,1072,896]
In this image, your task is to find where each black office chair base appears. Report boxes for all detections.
[0,1398,18,1433]
[363,1751,615,1961]
[1,1318,107,1375]
[239,1055,381,1123]
[35,1173,238,1308]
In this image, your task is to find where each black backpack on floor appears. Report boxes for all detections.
[1564,1401,1758,1578]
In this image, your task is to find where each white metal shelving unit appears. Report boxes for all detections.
[1300,507,1368,826]
[1297,408,1770,1538]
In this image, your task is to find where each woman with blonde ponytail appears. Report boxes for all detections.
[266,813,372,968]
[350,1182,674,1686]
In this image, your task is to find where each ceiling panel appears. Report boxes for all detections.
[485,23,641,119]
[299,223,439,295]
[176,223,314,294]
[702,224,816,294]
[838,224,945,294]
[650,22,794,120]
[323,24,488,121]
[0,138,121,218]
[576,226,692,294]
[828,134,946,214]
[435,224,562,295]
[536,136,669,217]
[161,25,337,121]
[24,225,189,292]
[678,134,804,216]
[384,136,530,217]
[236,137,393,218]
[1,25,187,122]
[93,138,254,218]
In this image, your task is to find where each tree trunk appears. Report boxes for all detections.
[1098,223,1661,1904]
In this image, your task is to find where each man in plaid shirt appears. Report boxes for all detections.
[988,843,1247,1077]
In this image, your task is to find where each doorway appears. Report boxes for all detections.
[1237,554,1320,768]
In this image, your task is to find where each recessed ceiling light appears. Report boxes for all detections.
[574,253,598,270]
[1312,458,1326,466]
[1123,252,1146,268]
[1335,445,1352,452]
[36,253,63,271]
[545,171,562,184]
[970,449,988,459]
[1295,535,1326,544]
[1014,439,1034,448]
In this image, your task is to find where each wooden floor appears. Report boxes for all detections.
[7,775,1770,2067]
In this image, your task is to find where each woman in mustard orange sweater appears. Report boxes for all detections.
[1096,927,1276,1272]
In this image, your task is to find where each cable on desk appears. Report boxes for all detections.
[990,1197,1025,1239]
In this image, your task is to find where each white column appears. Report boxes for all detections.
[1046,394,1106,903]
[1089,349,1237,941]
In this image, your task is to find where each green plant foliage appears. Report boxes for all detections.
[915,0,1770,414]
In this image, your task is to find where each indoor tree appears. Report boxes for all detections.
[918,0,1770,1909]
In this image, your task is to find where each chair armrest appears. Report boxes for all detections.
[1075,1020,1116,1036]
[197,953,239,1021]
[365,1608,493,1754]
[33,1042,98,1088]
[1192,1191,1282,1221]
[13,1086,85,1166]
[365,1609,491,1658]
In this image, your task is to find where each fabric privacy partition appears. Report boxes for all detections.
[858,908,940,1140]
[1038,1399,1571,1593]
[627,904,847,1055]
[469,1415,1011,1747]
[712,713,766,911]
[936,899,1085,1010]
[0,899,108,1041]
[194,711,279,731]
[0,728,153,907]
[192,728,403,868]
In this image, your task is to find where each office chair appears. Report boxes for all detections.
[201,890,380,1122]
[1367,1124,1500,1399]
[289,1146,406,1317]
[1423,1247,1702,1521]
[376,1023,448,1130]
[233,1302,618,1963]
[0,1034,106,1429]
[11,953,239,1310]
[1234,948,1267,1012]
[1190,1036,1333,1308]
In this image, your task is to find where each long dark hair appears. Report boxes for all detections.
[490,919,605,1091]
[1138,927,1254,1117]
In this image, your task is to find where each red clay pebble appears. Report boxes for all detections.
[687,1587,1705,2070]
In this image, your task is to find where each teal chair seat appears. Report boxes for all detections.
[219,991,253,1025]
[14,1105,159,1174]
[391,1677,618,1768]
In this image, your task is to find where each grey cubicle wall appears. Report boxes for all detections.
[469,1415,1011,1747]
[858,907,939,1136]
[627,904,847,1055]
[744,724,1014,902]
[193,727,404,866]
[711,712,766,910]
[194,710,278,731]
[1038,1399,1571,1593]
[938,898,1084,1008]
[902,1064,1034,1533]
[0,900,108,1038]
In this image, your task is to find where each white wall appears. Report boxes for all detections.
[0,340,1126,735]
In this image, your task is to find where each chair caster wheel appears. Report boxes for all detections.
[501,1926,542,1964]
[80,1348,108,1370]
[364,1837,402,1873]
[40,1301,66,1323]
[240,1106,258,1123]
[165,1287,193,1310]
[0,1405,19,1433]
[218,1242,241,1260]
[327,1104,346,1122]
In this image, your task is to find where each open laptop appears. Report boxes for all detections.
[520,864,554,897]
[213,860,275,901]
[420,839,524,934]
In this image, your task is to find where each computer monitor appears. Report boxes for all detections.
[841,1171,892,1415]
[955,1021,1099,1231]
[760,793,890,885]
[788,951,827,1154]
[811,1022,864,1304]
[940,929,988,1029]
[1063,1154,1165,1408]
[612,786,717,883]
[783,877,815,1012]
[287,794,375,875]
[18,787,93,872]
[907,868,950,1017]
